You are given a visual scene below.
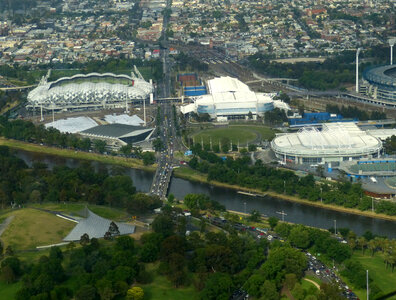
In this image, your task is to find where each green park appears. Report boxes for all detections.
[190,125,277,146]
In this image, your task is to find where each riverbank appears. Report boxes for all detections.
[3,137,396,223]
[0,138,156,173]
[173,167,396,223]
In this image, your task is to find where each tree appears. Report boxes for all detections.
[261,247,307,283]
[284,273,297,289]
[96,279,114,300]
[260,280,279,300]
[75,285,97,300]
[153,138,164,152]
[0,239,3,258]
[167,193,175,203]
[80,233,90,246]
[1,265,16,283]
[200,272,233,300]
[152,214,174,237]
[127,287,144,300]
[109,221,120,237]
[289,226,310,249]
[93,140,107,153]
[142,151,155,165]
[5,246,14,256]
[249,209,261,222]
[319,282,345,300]
[291,283,305,300]
[268,217,279,230]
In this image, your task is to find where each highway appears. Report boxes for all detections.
[149,102,179,199]
[149,0,178,199]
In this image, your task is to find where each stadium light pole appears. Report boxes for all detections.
[389,38,396,65]
[356,48,362,93]
[367,269,369,300]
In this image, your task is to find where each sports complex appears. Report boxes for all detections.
[181,76,288,120]
[271,123,383,164]
[27,68,153,112]
[361,64,396,107]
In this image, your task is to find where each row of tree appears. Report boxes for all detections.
[0,146,160,213]
[187,147,396,216]
[325,104,387,121]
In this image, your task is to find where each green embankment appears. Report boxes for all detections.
[0,138,156,172]
[347,252,396,300]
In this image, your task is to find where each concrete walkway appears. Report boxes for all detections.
[0,216,14,237]
[303,278,321,290]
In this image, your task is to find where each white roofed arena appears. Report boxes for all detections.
[271,123,383,164]
[27,67,153,112]
[180,76,288,121]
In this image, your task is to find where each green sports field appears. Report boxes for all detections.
[191,125,277,146]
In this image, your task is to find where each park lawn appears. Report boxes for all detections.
[230,125,278,141]
[141,263,198,300]
[0,280,22,300]
[0,208,75,251]
[191,125,277,146]
[351,251,396,299]
[192,127,256,145]
[88,205,129,221]
[29,203,130,221]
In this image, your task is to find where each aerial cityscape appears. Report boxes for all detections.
[0,0,395,299]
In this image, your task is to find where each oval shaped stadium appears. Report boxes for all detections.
[27,69,153,111]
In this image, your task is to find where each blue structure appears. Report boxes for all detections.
[184,86,207,96]
[289,112,347,127]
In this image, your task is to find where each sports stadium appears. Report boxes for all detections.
[271,123,383,164]
[361,65,396,107]
[180,76,285,120]
[27,67,153,111]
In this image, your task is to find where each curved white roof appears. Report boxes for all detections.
[207,76,251,94]
[27,72,153,108]
[271,123,382,157]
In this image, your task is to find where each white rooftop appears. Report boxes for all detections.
[45,116,98,133]
[104,114,145,126]
[271,122,382,157]
[207,76,251,94]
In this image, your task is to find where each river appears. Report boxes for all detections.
[14,150,396,238]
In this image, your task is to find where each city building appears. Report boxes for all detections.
[271,123,383,165]
[180,76,277,121]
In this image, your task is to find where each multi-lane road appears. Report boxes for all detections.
[149,103,177,199]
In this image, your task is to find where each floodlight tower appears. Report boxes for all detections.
[389,38,396,65]
[356,48,362,93]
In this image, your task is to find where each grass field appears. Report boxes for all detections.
[346,251,396,300]
[141,263,198,300]
[29,203,129,221]
[191,125,277,146]
[0,281,22,300]
[0,208,75,250]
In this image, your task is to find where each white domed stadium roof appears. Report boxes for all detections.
[271,123,382,158]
